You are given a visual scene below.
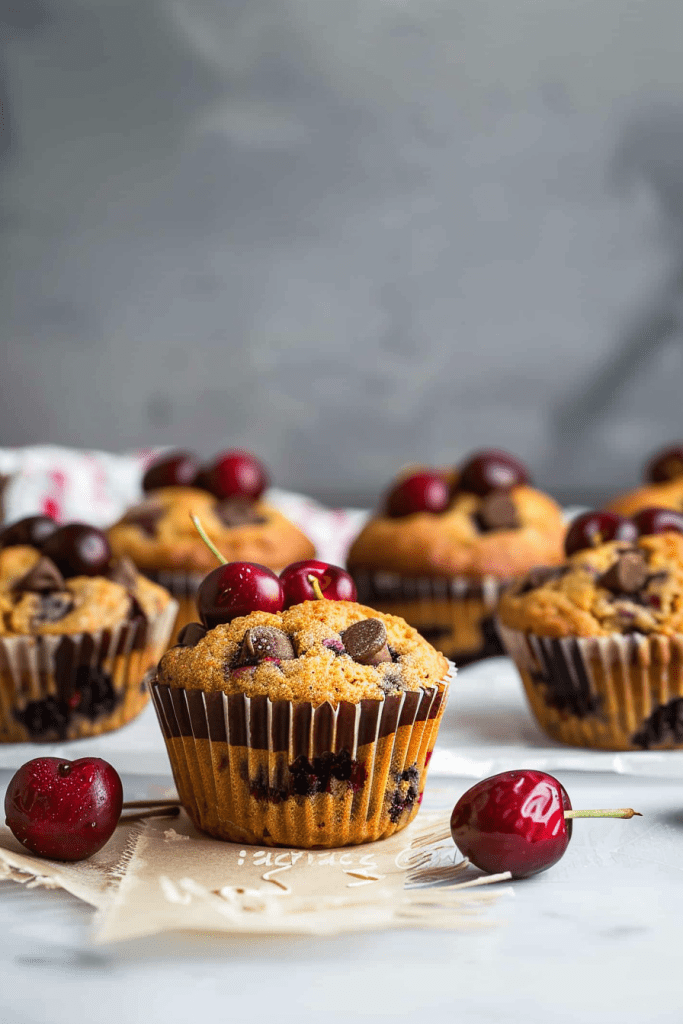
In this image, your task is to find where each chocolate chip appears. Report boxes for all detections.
[121,500,165,537]
[341,618,392,665]
[214,499,267,528]
[236,626,295,665]
[31,592,75,626]
[474,490,520,532]
[598,551,649,596]
[176,622,208,648]
[517,565,568,594]
[13,556,65,594]
[106,556,138,590]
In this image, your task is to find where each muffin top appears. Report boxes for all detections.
[158,599,449,705]
[498,532,683,638]
[0,544,170,636]
[108,486,315,574]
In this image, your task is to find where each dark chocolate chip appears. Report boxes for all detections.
[236,626,295,665]
[213,499,267,528]
[517,565,568,594]
[598,551,649,596]
[106,555,138,591]
[31,592,75,626]
[341,618,391,665]
[13,556,65,594]
[121,499,165,537]
[474,490,520,532]
[176,622,208,648]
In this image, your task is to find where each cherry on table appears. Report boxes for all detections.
[455,449,530,497]
[564,511,638,556]
[632,507,683,537]
[385,471,450,518]
[0,515,58,550]
[4,757,123,861]
[200,451,268,501]
[142,451,199,491]
[41,523,112,578]
[280,560,357,608]
[645,444,683,484]
[197,561,284,628]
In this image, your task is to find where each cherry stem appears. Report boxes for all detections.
[119,806,181,824]
[307,574,325,601]
[122,799,182,809]
[190,514,227,565]
[564,808,641,820]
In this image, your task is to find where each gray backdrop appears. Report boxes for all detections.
[2,0,683,505]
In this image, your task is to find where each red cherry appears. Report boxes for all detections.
[197,561,284,628]
[200,451,268,501]
[0,515,58,550]
[4,757,123,861]
[280,560,357,608]
[564,511,638,556]
[632,507,683,537]
[456,449,530,497]
[450,770,572,879]
[645,444,683,484]
[142,451,199,491]
[385,471,450,518]
[41,523,112,577]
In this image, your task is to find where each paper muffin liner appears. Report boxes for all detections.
[149,665,453,848]
[498,622,683,750]
[143,570,206,646]
[0,599,178,743]
[351,569,504,664]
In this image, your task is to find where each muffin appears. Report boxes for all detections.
[607,443,683,517]
[149,597,451,848]
[498,522,683,750]
[347,450,565,664]
[0,516,177,742]
[108,450,315,639]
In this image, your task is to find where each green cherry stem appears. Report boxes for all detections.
[563,808,641,820]
[190,513,227,565]
[308,574,325,600]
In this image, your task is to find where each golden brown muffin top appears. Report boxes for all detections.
[0,545,171,635]
[108,486,315,574]
[498,532,683,638]
[606,478,683,518]
[158,599,449,705]
[348,484,565,579]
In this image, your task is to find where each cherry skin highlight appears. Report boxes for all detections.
[455,449,530,497]
[4,757,124,861]
[564,511,638,556]
[142,451,199,491]
[450,769,572,879]
[280,560,357,608]
[0,515,58,550]
[632,507,683,537]
[385,471,450,518]
[41,524,112,578]
[197,561,284,628]
[200,451,268,502]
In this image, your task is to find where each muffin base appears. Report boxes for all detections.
[499,623,683,750]
[149,670,451,848]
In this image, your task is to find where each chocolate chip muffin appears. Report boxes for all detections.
[0,518,177,742]
[498,531,683,750]
[607,443,683,517]
[347,450,565,664]
[149,599,450,847]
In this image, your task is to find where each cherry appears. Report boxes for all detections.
[4,757,123,861]
[197,562,284,628]
[645,444,683,484]
[41,523,112,578]
[385,471,450,518]
[564,511,638,556]
[450,770,640,879]
[632,507,683,537]
[0,515,58,550]
[200,450,268,501]
[142,451,199,491]
[280,560,357,608]
[456,449,530,497]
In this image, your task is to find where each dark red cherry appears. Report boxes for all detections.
[645,444,683,484]
[42,523,112,578]
[450,770,572,879]
[200,451,269,501]
[5,757,123,861]
[564,511,638,556]
[280,560,357,608]
[197,561,284,628]
[456,449,530,497]
[0,515,58,550]
[142,451,199,491]
[385,471,450,518]
[632,507,683,537]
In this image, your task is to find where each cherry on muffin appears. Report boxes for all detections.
[142,451,199,491]
[564,511,637,556]
[644,443,683,484]
[455,449,530,497]
[384,471,450,518]
[42,524,112,578]
[0,515,59,550]
[280,559,357,607]
[631,507,683,537]
[142,448,269,502]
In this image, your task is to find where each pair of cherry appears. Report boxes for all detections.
[0,516,112,578]
[565,508,683,557]
[142,450,268,502]
[384,449,529,518]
